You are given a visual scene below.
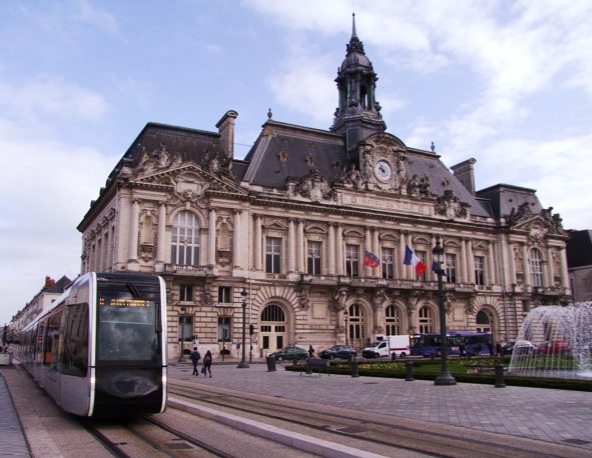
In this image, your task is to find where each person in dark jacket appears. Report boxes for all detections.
[203,350,213,377]
[190,347,201,376]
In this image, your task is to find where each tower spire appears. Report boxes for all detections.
[331,14,386,160]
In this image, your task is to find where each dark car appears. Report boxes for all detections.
[537,340,571,356]
[269,346,307,362]
[503,341,536,356]
[320,345,357,360]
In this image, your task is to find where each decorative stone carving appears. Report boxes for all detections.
[138,142,182,172]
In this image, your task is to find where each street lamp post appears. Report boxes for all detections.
[178,307,186,362]
[237,288,250,368]
[432,240,456,386]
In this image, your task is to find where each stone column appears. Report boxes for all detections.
[335,224,343,276]
[364,226,372,276]
[127,199,140,271]
[297,219,305,272]
[522,244,531,288]
[488,241,496,284]
[155,203,167,272]
[328,224,336,275]
[288,218,296,273]
[208,208,216,266]
[254,214,262,271]
[233,209,242,269]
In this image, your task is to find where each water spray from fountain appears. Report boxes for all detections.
[508,301,592,379]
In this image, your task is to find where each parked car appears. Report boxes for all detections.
[269,346,307,361]
[537,340,571,356]
[502,341,536,356]
[320,345,357,360]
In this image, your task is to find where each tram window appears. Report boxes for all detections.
[97,291,160,363]
[61,303,89,377]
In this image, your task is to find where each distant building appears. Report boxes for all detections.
[567,230,592,302]
[77,17,570,359]
[11,275,71,330]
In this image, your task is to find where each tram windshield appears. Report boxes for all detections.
[97,283,162,364]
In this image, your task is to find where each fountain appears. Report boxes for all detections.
[507,301,592,380]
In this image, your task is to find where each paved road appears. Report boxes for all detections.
[169,359,592,452]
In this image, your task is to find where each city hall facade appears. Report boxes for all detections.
[77,22,571,360]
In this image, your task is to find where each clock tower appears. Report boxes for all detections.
[331,13,387,166]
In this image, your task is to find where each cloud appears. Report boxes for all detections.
[0,77,108,122]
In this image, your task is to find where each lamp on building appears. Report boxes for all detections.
[178,307,186,362]
[237,288,250,368]
[432,240,456,386]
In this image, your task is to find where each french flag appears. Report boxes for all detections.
[404,245,427,276]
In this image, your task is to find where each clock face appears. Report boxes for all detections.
[374,160,392,182]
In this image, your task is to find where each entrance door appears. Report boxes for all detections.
[260,304,287,353]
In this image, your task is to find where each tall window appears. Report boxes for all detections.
[445,253,457,283]
[171,211,200,265]
[418,306,433,333]
[307,241,322,275]
[530,249,544,288]
[265,237,281,273]
[385,305,401,335]
[179,285,193,302]
[382,248,394,279]
[178,316,193,343]
[475,256,485,285]
[218,286,231,304]
[218,317,231,342]
[345,244,359,277]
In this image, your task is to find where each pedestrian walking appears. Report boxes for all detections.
[190,347,201,376]
[203,350,212,377]
[308,345,315,358]
[496,342,503,356]
[459,341,466,357]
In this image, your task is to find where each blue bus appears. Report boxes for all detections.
[410,331,492,357]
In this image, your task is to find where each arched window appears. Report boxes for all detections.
[171,211,200,265]
[261,304,285,322]
[476,310,491,333]
[530,249,544,288]
[384,305,401,335]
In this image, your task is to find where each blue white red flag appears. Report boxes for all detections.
[363,250,380,268]
[403,245,427,276]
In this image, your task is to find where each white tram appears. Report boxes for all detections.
[19,272,167,417]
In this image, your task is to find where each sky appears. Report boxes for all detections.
[1,0,591,326]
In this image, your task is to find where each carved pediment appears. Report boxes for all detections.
[132,164,247,205]
[508,203,566,236]
[287,168,337,202]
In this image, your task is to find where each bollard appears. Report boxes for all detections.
[405,359,414,381]
[266,355,276,372]
[351,358,359,378]
[306,358,313,375]
[494,361,505,388]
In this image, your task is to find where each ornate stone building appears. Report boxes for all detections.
[77,19,571,360]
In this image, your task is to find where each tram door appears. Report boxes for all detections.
[260,304,287,353]
[347,304,366,350]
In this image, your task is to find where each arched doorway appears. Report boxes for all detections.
[260,304,287,353]
[347,304,366,349]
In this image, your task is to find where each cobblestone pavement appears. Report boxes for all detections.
[169,359,592,451]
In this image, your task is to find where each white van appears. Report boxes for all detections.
[362,335,410,359]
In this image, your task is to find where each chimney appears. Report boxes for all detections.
[451,158,477,195]
[45,276,55,288]
[215,110,238,160]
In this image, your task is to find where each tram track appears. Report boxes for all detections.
[81,415,238,458]
[168,378,587,458]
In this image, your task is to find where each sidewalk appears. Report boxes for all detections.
[169,358,592,451]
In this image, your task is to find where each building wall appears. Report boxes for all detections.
[79,162,571,361]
